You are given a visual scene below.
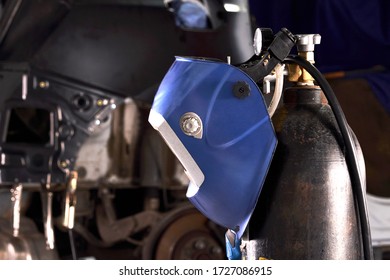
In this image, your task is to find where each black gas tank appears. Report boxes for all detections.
[244,86,364,260]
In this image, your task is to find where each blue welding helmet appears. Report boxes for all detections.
[149,57,277,238]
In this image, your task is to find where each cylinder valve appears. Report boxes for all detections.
[288,34,321,85]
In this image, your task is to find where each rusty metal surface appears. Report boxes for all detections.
[142,204,224,260]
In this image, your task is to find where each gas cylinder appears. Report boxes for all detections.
[242,35,366,260]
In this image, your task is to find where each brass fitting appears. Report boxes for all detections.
[288,34,321,85]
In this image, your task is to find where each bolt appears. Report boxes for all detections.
[211,246,222,255]
[233,81,251,99]
[180,112,203,138]
[60,160,69,169]
[97,99,109,106]
[182,117,200,134]
[58,124,74,140]
[39,81,49,89]
[194,239,206,250]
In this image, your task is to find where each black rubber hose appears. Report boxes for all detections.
[284,55,374,260]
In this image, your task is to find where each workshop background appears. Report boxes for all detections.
[0,0,388,260]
